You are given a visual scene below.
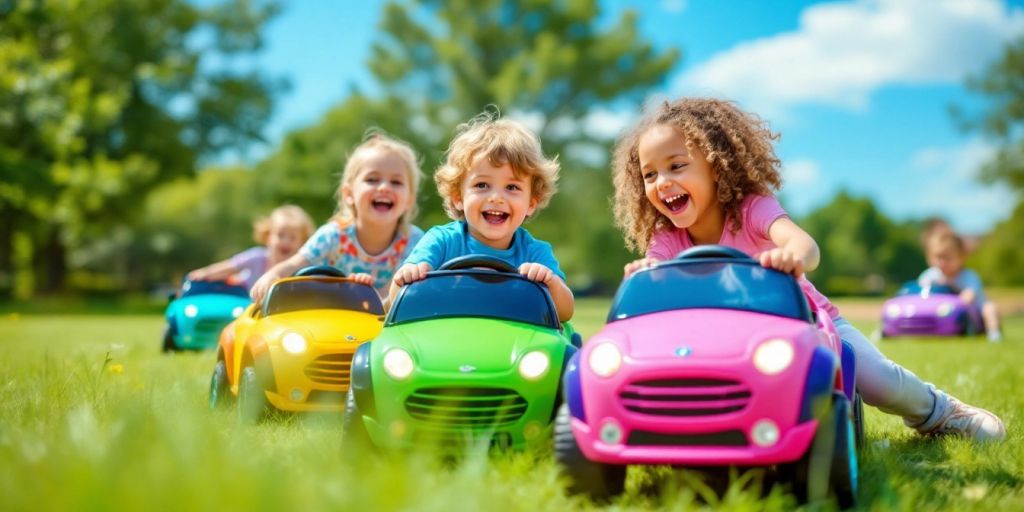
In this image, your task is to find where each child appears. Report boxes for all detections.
[919,231,1003,342]
[187,205,314,290]
[614,98,1004,442]
[390,112,575,321]
[250,133,424,302]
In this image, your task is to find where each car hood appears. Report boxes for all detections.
[260,309,383,343]
[380,317,562,372]
[167,294,249,319]
[883,293,964,315]
[598,308,815,360]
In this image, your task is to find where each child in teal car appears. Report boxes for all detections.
[390,112,575,321]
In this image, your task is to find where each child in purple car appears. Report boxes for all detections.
[614,97,1005,442]
[919,231,1003,342]
[187,205,314,290]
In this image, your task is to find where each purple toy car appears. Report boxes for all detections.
[880,281,983,338]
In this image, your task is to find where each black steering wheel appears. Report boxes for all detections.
[293,265,347,278]
[438,255,517,273]
[676,245,752,261]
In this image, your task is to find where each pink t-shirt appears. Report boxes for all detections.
[647,194,840,319]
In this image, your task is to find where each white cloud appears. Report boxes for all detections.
[583,108,635,140]
[660,0,687,14]
[903,139,1014,233]
[785,158,821,186]
[674,0,1024,115]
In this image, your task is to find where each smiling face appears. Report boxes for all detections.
[343,148,415,228]
[637,124,723,242]
[266,221,305,261]
[455,154,537,250]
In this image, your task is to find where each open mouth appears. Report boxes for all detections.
[662,193,689,213]
[371,198,394,213]
[482,210,510,225]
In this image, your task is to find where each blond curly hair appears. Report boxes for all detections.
[612,98,783,254]
[435,111,559,220]
[334,131,423,234]
[253,205,315,245]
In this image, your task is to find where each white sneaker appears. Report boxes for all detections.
[918,395,1006,442]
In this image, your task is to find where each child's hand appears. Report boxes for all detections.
[624,258,658,277]
[960,288,976,305]
[250,272,278,303]
[187,269,209,281]
[350,273,374,287]
[756,248,806,277]
[519,262,557,285]
[393,262,432,286]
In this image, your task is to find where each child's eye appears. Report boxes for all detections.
[670,162,686,171]
[506,184,521,191]
[473,182,489,189]
[642,170,657,181]
[390,180,405,187]
[365,176,380,183]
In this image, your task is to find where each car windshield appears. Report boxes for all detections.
[898,281,957,296]
[263,280,384,316]
[608,261,812,322]
[389,272,559,328]
[181,280,249,299]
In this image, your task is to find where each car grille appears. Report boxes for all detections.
[626,429,748,447]
[194,318,231,339]
[890,317,938,332]
[619,377,752,417]
[404,387,528,428]
[304,353,354,386]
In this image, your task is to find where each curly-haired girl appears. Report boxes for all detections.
[612,97,1004,441]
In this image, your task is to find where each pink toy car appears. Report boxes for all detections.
[555,246,860,506]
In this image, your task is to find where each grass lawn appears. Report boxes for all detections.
[0,297,1021,510]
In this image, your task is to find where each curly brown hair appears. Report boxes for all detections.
[612,98,783,254]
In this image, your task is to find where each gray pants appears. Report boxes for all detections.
[835,317,939,428]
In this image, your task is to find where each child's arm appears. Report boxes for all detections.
[187,259,239,282]
[624,257,659,277]
[250,253,312,303]
[385,262,433,311]
[762,217,820,277]
[519,263,574,322]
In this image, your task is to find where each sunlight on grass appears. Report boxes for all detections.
[0,305,1021,510]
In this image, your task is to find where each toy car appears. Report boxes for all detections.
[162,279,250,352]
[880,281,983,338]
[556,246,860,506]
[208,266,385,422]
[342,255,581,451]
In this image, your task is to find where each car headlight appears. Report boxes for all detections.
[282,332,308,354]
[383,348,414,380]
[184,304,198,318]
[231,306,244,318]
[936,302,954,317]
[518,351,550,381]
[885,304,901,318]
[589,342,622,378]
[752,338,794,375]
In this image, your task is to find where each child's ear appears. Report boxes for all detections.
[341,184,355,206]
[526,196,538,217]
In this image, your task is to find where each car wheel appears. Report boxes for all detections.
[237,366,267,424]
[161,323,177,352]
[784,393,857,509]
[553,403,626,502]
[853,391,865,451]
[341,387,374,452]
[209,360,230,410]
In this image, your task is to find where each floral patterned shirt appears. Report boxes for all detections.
[299,219,423,297]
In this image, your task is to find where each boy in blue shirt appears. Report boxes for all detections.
[919,231,1003,342]
[389,113,574,321]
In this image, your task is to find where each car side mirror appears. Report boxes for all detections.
[570,332,583,349]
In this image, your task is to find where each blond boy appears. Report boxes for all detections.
[919,231,1002,342]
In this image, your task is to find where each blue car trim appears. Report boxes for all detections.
[840,340,856,403]
[799,346,837,423]
[548,344,579,423]
[563,351,585,422]
[351,343,375,418]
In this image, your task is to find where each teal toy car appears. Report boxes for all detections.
[342,255,581,451]
[163,279,250,352]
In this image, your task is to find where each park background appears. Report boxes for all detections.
[2,1,1024,510]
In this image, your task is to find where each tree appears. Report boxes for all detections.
[257,0,679,288]
[0,0,284,295]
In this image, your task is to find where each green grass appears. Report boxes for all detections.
[0,298,1021,511]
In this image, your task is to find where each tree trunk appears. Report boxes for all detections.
[0,210,13,299]
[35,228,66,294]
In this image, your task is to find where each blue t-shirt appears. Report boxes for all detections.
[918,267,987,307]
[403,221,565,280]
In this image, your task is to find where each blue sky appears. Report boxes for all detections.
[252,0,1024,234]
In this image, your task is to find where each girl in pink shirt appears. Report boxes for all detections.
[612,98,1004,442]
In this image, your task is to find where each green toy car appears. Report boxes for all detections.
[343,255,580,451]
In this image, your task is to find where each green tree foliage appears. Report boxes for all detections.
[0,0,283,295]
[256,0,679,289]
[959,35,1024,284]
[800,191,925,295]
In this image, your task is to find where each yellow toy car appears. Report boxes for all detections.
[208,266,385,422]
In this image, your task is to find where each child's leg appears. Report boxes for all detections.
[835,317,1005,441]
[982,301,1002,342]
